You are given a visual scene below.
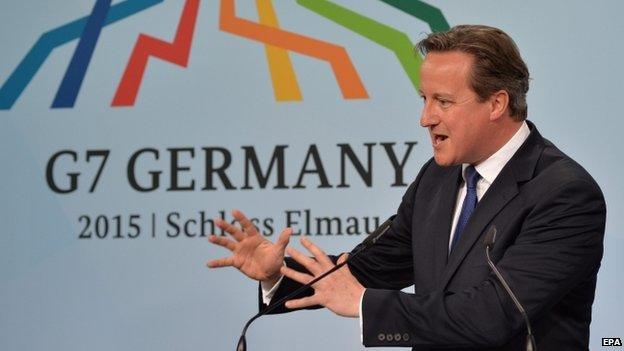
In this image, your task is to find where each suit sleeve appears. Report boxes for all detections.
[360,178,606,348]
[345,158,435,290]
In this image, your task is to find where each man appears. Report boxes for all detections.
[207,25,606,350]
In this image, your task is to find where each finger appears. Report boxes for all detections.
[208,235,236,251]
[285,295,320,310]
[232,209,258,236]
[206,256,234,268]
[215,218,245,242]
[276,227,293,250]
[300,237,333,267]
[281,265,313,285]
[337,253,349,264]
[286,247,322,275]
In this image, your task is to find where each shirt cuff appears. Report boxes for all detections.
[359,288,366,343]
[260,275,285,305]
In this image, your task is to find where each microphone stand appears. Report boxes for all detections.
[484,226,537,351]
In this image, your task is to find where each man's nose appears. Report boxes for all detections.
[420,102,438,127]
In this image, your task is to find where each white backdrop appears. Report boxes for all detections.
[1,1,622,350]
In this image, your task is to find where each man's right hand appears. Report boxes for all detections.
[206,209,292,286]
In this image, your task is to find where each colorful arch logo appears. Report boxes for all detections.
[0,0,449,110]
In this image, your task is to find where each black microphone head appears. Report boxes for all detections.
[483,225,497,249]
[236,334,246,351]
[361,216,394,248]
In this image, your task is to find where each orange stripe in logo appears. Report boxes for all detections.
[220,0,368,100]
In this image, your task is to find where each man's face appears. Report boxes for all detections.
[419,51,494,166]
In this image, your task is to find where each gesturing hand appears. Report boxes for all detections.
[206,209,292,286]
[281,237,365,318]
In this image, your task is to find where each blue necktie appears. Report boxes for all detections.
[450,165,481,252]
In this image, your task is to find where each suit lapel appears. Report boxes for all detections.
[428,166,461,284]
[439,121,545,289]
[440,167,519,288]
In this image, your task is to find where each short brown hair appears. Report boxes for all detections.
[417,25,530,121]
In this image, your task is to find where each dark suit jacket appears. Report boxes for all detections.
[264,122,606,350]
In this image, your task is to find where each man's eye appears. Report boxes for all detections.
[438,99,452,107]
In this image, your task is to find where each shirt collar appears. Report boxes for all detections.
[461,121,530,184]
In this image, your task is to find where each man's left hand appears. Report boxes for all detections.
[281,237,364,318]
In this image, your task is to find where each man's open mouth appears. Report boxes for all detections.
[433,134,448,146]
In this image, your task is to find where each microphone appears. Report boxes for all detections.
[235,217,394,351]
[357,215,394,250]
[483,226,537,351]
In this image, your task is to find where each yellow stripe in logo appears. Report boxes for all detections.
[256,0,303,101]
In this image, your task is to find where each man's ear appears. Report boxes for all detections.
[489,90,510,121]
